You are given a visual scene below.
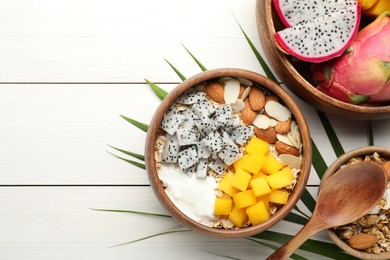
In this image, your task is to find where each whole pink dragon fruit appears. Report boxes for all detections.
[312,11,390,105]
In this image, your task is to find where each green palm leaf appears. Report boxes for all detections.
[107,145,144,161]
[312,139,328,179]
[106,151,145,169]
[145,78,168,100]
[182,44,207,71]
[90,208,171,218]
[165,59,186,81]
[317,111,344,157]
[284,212,309,225]
[120,114,148,132]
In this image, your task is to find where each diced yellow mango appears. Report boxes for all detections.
[218,172,239,196]
[250,177,272,197]
[279,167,295,180]
[233,190,256,209]
[256,194,270,210]
[228,207,247,227]
[246,200,270,225]
[262,155,283,175]
[233,154,250,172]
[243,152,266,174]
[269,190,289,204]
[246,137,268,155]
[231,169,252,191]
[266,170,293,189]
[214,197,232,215]
[248,171,267,188]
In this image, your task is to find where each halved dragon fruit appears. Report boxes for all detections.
[160,107,185,135]
[177,145,198,171]
[162,134,179,163]
[274,0,361,62]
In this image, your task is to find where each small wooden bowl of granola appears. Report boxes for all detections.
[145,68,312,238]
[322,146,390,259]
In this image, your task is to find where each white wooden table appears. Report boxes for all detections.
[1,0,389,259]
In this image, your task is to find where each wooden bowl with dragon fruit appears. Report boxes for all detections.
[145,68,312,238]
[256,0,390,120]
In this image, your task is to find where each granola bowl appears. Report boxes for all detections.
[322,146,390,259]
[145,68,312,238]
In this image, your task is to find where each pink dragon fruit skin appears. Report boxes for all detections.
[312,11,390,105]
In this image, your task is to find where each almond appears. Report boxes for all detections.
[348,233,378,250]
[205,82,224,103]
[254,126,277,144]
[275,141,300,156]
[275,118,292,134]
[238,85,246,99]
[249,87,266,111]
[241,99,257,125]
[383,161,390,180]
[266,95,279,104]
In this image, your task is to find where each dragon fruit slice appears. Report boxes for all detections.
[273,0,358,27]
[196,142,212,159]
[274,3,361,63]
[231,125,254,146]
[183,164,197,176]
[177,145,198,171]
[191,100,215,117]
[212,105,235,128]
[196,159,208,178]
[160,107,185,135]
[176,128,198,146]
[218,134,242,165]
[162,134,179,163]
[208,158,226,175]
[176,89,206,105]
[201,131,224,154]
[194,116,217,137]
[181,109,198,129]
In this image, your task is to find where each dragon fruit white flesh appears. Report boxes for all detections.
[196,159,208,178]
[162,134,179,163]
[208,158,227,175]
[176,128,198,146]
[273,0,361,62]
[218,134,242,165]
[201,131,223,154]
[176,89,206,105]
[191,100,215,117]
[177,145,198,171]
[160,107,185,135]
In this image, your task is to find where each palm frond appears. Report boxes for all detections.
[145,78,168,100]
[165,59,186,81]
[120,115,148,132]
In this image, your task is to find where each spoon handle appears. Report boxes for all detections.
[266,218,324,260]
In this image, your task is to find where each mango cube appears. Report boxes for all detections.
[233,190,256,209]
[228,207,247,227]
[269,190,289,204]
[218,172,239,196]
[231,169,252,191]
[250,177,272,197]
[246,200,270,225]
[233,154,250,172]
[266,170,293,189]
[243,152,266,174]
[279,167,295,180]
[249,171,267,188]
[262,155,283,175]
[214,197,232,215]
[256,194,270,210]
[246,137,268,155]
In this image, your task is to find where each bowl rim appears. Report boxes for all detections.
[322,146,390,259]
[256,0,390,119]
[144,68,312,238]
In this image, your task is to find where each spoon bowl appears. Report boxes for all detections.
[267,161,387,260]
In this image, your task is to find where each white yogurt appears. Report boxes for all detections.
[158,164,218,225]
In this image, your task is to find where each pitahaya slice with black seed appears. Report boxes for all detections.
[160,107,185,135]
[201,131,224,154]
[194,116,216,138]
[274,2,361,63]
[196,159,208,178]
[273,0,358,27]
[176,128,198,146]
[208,158,226,175]
[212,105,235,128]
[177,145,198,171]
[191,100,215,117]
[181,109,198,129]
[162,134,179,163]
[176,89,206,105]
[218,134,242,165]
[196,142,212,159]
[183,164,197,176]
[231,125,254,146]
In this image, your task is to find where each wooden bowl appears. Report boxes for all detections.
[321,146,390,259]
[145,68,312,238]
[256,0,390,120]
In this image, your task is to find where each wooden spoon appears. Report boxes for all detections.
[267,161,387,260]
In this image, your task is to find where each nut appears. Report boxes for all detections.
[266,95,279,104]
[238,85,246,99]
[254,126,277,144]
[241,99,257,125]
[275,118,292,134]
[249,87,266,111]
[348,233,379,250]
[275,141,300,156]
[205,82,224,103]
